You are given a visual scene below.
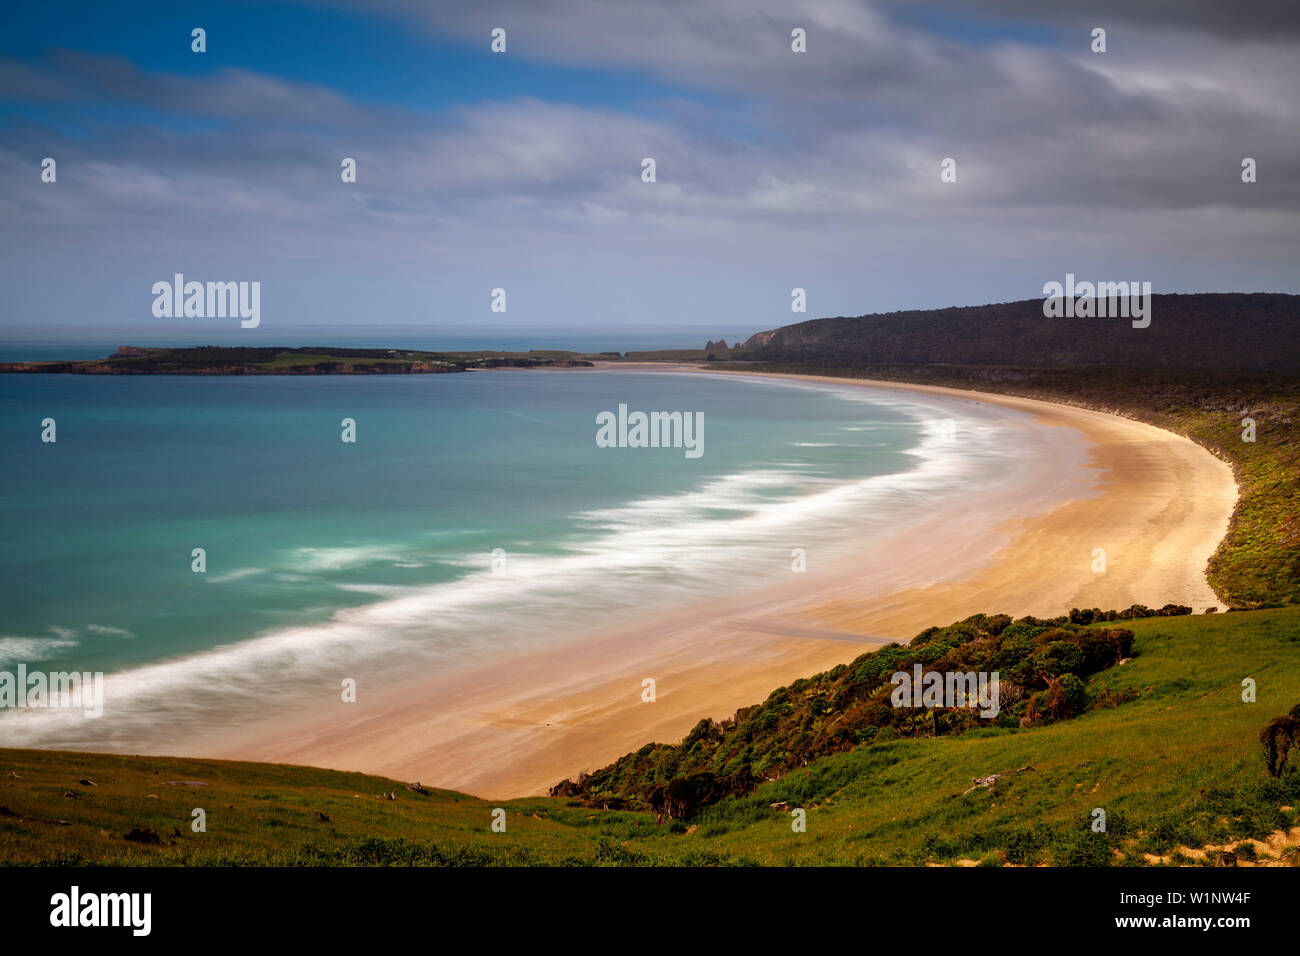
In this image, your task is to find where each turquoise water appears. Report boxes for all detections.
[0,369,1022,750]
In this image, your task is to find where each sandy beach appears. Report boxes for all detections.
[215,370,1237,798]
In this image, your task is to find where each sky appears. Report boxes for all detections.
[0,0,1297,335]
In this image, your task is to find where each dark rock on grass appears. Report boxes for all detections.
[124,827,161,844]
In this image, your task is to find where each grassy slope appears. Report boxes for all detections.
[3,608,1297,866]
[692,608,1300,866]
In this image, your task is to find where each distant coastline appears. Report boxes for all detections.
[0,345,596,375]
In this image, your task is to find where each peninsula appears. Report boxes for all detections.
[0,345,595,375]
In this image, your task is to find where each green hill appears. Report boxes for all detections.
[3,607,1297,866]
[550,605,1187,817]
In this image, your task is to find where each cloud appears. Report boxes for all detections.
[0,0,1296,325]
[884,0,1300,39]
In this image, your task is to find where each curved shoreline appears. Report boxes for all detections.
[211,370,1238,798]
[701,370,1238,623]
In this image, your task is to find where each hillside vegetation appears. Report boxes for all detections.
[552,605,1192,817]
[740,293,1299,369]
[4,608,1296,866]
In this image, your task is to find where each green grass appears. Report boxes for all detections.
[552,609,1159,813]
[689,608,1300,865]
[4,608,1297,866]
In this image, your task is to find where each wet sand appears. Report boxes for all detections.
[215,370,1237,798]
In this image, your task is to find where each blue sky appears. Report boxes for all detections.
[1,0,1297,336]
[0,1,725,123]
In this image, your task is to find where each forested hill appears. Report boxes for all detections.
[740,293,1298,369]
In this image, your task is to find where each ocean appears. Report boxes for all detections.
[0,367,1033,751]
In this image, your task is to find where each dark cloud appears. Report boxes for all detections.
[884,0,1300,39]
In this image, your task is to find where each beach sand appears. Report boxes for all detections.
[215,371,1237,798]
